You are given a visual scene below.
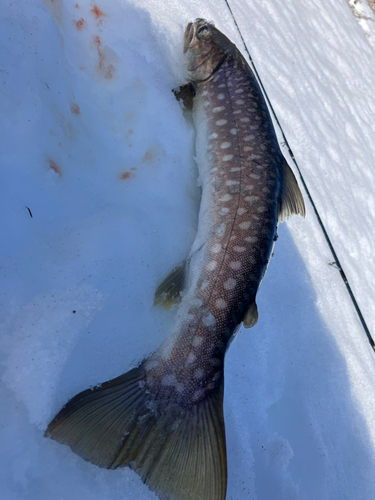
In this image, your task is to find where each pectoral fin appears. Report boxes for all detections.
[242,301,258,329]
[173,83,196,111]
[154,260,187,309]
[278,161,306,222]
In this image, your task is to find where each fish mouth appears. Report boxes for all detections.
[183,18,209,53]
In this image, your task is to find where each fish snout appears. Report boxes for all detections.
[183,22,194,53]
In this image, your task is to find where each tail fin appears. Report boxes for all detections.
[45,363,227,500]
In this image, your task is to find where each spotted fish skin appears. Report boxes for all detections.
[143,21,288,406]
[45,20,304,500]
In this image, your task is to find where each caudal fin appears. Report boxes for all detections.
[45,363,227,500]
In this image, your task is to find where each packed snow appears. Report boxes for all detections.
[1,0,375,499]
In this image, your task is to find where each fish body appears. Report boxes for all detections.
[46,20,305,500]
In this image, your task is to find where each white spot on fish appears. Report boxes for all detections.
[235,99,245,105]
[203,313,216,327]
[240,117,250,122]
[209,132,218,140]
[230,128,238,135]
[218,83,226,88]
[234,246,246,253]
[226,180,239,186]
[192,336,203,347]
[211,243,222,253]
[217,93,225,100]
[237,207,247,215]
[162,374,177,386]
[215,298,227,309]
[219,193,232,202]
[223,154,234,161]
[224,278,237,290]
[257,206,267,213]
[186,353,196,364]
[250,173,261,179]
[192,389,205,401]
[202,90,208,96]
[229,261,242,270]
[216,119,228,126]
[200,279,209,291]
[219,207,229,215]
[245,236,258,243]
[239,221,251,230]
[194,368,205,380]
[221,142,231,149]
[206,261,217,271]
[262,187,271,193]
[235,88,244,93]
[215,223,226,237]
[213,106,225,113]
[233,110,241,114]
[244,146,253,152]
[244,135,255,141]
[245,195,259,202]
[146,359,159,370]
[230,167,241,172]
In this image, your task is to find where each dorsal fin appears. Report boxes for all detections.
[278,161,306,222]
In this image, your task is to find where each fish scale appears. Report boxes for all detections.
[45,19,305,500]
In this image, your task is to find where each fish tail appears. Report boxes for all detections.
[45,362,227,500]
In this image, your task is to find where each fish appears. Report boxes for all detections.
[45,19,305,500]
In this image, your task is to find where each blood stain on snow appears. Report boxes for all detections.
[142,146,165,165]
[48,159,62,177]
[93,35,115,80]
[142,148,154,163]
[119,170,136,181]
[70,102,81,116]
[75,3,79,8]
[91,5,107,25]
[74,18,86,31]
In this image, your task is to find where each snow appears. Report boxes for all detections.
[1,0,375,499]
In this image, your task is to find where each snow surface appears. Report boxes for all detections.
[1,0,375,498]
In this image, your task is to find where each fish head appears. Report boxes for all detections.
[184,19,235,82]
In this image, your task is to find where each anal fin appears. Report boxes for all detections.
[154,260,187,310]
[242,300,258,329]
[278,161,306,222]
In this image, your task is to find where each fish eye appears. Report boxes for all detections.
[197,25,209,35]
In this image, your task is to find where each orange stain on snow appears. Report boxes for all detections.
[91,4,107,24]
[93,35,115,79]
[48,159,62,177]
[70,102,81,116]
[119,170,136,181]
[74,18,86,31]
